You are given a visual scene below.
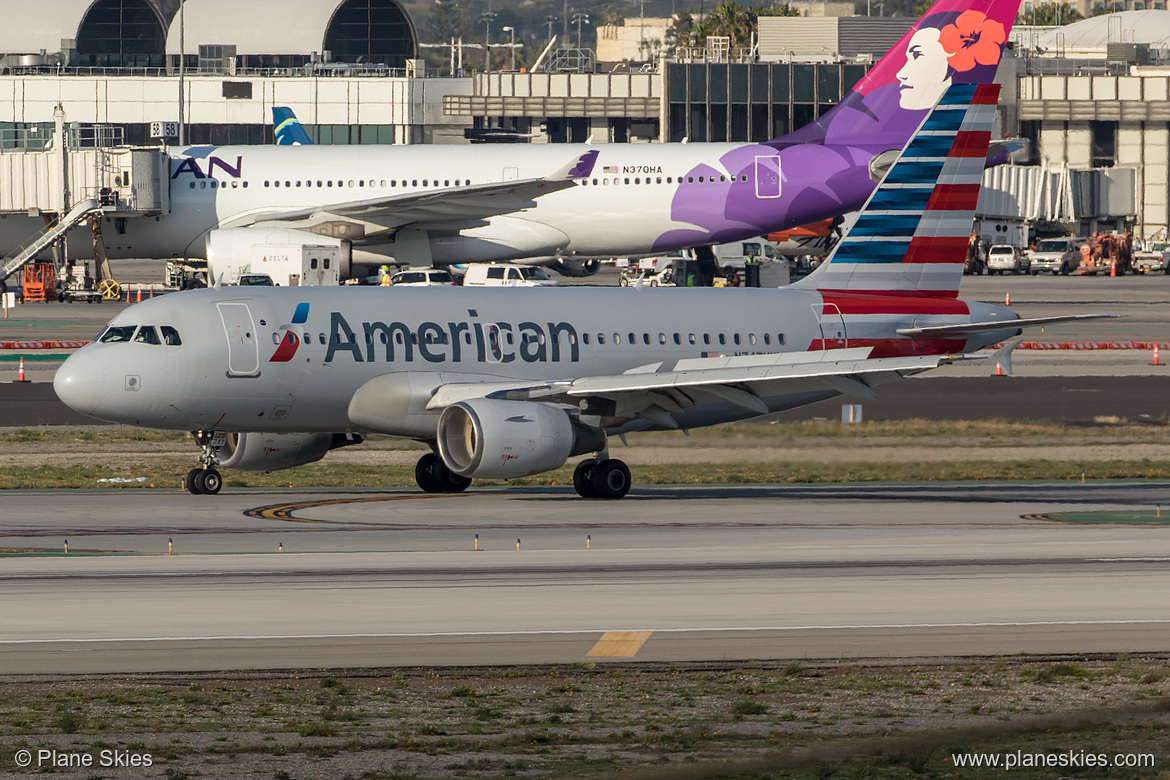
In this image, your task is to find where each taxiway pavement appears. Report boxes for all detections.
[2,483,1169,674]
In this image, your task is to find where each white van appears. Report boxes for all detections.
[462,264,558,287]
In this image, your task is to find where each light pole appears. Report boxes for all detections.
[502,26,516,70]
[546,15,558,39]
[572,12,590,48]
[480,11,497,71]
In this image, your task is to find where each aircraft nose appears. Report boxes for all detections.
[54,351,106,417]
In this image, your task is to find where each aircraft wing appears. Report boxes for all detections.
[895,313,1117,338]
[425,348,956,427]
[221,149,599,231]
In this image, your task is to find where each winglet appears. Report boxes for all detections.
[273,107,312,146]
[555,149,600,180]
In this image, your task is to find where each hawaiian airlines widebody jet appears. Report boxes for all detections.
[2,0,1020,281]
[55,84,1111,499]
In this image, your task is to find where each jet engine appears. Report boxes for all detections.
[546,259,601,278]
[205,227,352,281]
[216,432,361,472]
[437,399,605,480]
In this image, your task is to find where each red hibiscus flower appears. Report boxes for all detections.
[939,10,1007,73]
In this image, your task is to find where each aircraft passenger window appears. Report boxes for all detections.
[285,181,291,187]
[667,177,672,183]
[688,333,696,344]
[134,326,160,345]
[592,178,598,185]
[597,333,605,344]
[411,180,417,187]
[359,180,365,187]
[718,334,726,345]
[295,181,301,187]
[583,333,590,345]
[231,181,238,188]
[161,326,182,346]
[741,175,748,182]
[444,180,449,186]
[328,181,334,187]
[658,333,666,344]
[264,181,270,187]
[698,176,704,183]
[603,179,609,186]
[319,333,325,343]
[763,334,771,345]
[211,180,218,188]
[272,333,280,345]
[505,332,514,345]
[317,181,323,187]
[703,334,711,345]
[613,333,620,344]
[657,177,662,184]
[734,334,741,345]
[777,334,786,345]
[189,182,195,189]
[635,178,640,184]
[243,181,249,188]
[389,181,394,187]
[673,333,680,345]
[382,180,388,186]
[98,325,137,343]
[749,334,757,345]
[720,175,726,182]
[380,332,388,344]
[688,177,694,183]
[200,181,206,189]
[624,178,630,185]
[349,180,355,187]
[628,332,636,344]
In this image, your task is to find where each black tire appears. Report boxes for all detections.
[590,459,631,500]
[199,469,223,495]
[415,452,445,493]
[573,459,597,498]
[186,468,204,494]
[440,470,472,493]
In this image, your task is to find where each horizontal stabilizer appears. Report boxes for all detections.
[895,313,1118,337]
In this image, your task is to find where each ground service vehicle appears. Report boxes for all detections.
[1029,238,1081,274]
[462,264,558,287]
[391,268,457,286]
[986,245,1027,274]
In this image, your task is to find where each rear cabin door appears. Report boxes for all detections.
[217,302,260,377]
[755,155,782,199]
[814,303,847,350]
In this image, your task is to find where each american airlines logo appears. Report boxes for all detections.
[270,302,310,363]
[171,156,244,179]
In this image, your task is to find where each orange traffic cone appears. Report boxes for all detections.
[1004,291,1011,306]
[149,285,154,299]
[17,356,27,382]
[1110,261,1116,277]
[995,361,1003,376]
[125,286,131,303]
[1154,344,1160,366]
[135,285,142,303]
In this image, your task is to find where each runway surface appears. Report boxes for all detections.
[3,482,1170,674]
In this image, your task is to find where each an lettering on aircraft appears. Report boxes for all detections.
[323,312,580,365]
[623,165,663,174]
[171,156,244,179]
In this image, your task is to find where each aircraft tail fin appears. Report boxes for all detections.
[795,83,999,299]
[273,107,312,146]
[775,0,1018,147]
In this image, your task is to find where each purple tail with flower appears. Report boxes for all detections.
[777,0,1017,149]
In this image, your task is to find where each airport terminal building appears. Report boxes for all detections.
[0,1,1166,235]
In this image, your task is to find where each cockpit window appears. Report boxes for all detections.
[160,326,182,346]
[98,325,137,343]
[134,326,161,345]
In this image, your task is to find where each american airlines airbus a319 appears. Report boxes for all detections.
[2,0,1019,279]
[54,83,1111,499]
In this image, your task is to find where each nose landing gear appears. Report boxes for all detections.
[186,431,226,495]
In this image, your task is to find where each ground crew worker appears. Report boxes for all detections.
[380,265,392,286]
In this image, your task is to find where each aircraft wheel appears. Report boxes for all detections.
[440,469,472,493]
[186,468,204,494]
[573,459,597,498]
[415,453,445,493]
[199,469,223,495]
[590,459,631,500]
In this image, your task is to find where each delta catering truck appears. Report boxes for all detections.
[208,244,342,287]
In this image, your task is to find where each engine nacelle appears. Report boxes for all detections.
[206,227,352,281]
[217,432,360,472]
[437,399,605,479]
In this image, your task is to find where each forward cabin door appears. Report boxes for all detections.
[217,302,260,377]
[755,155,781,199]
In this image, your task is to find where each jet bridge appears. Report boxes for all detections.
[0,145,169,286]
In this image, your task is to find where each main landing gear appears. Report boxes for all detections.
[186,430,224,495]
[414,452,471,494]
[572,457,631,500]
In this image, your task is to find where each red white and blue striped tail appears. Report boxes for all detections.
[798,83,999,299]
